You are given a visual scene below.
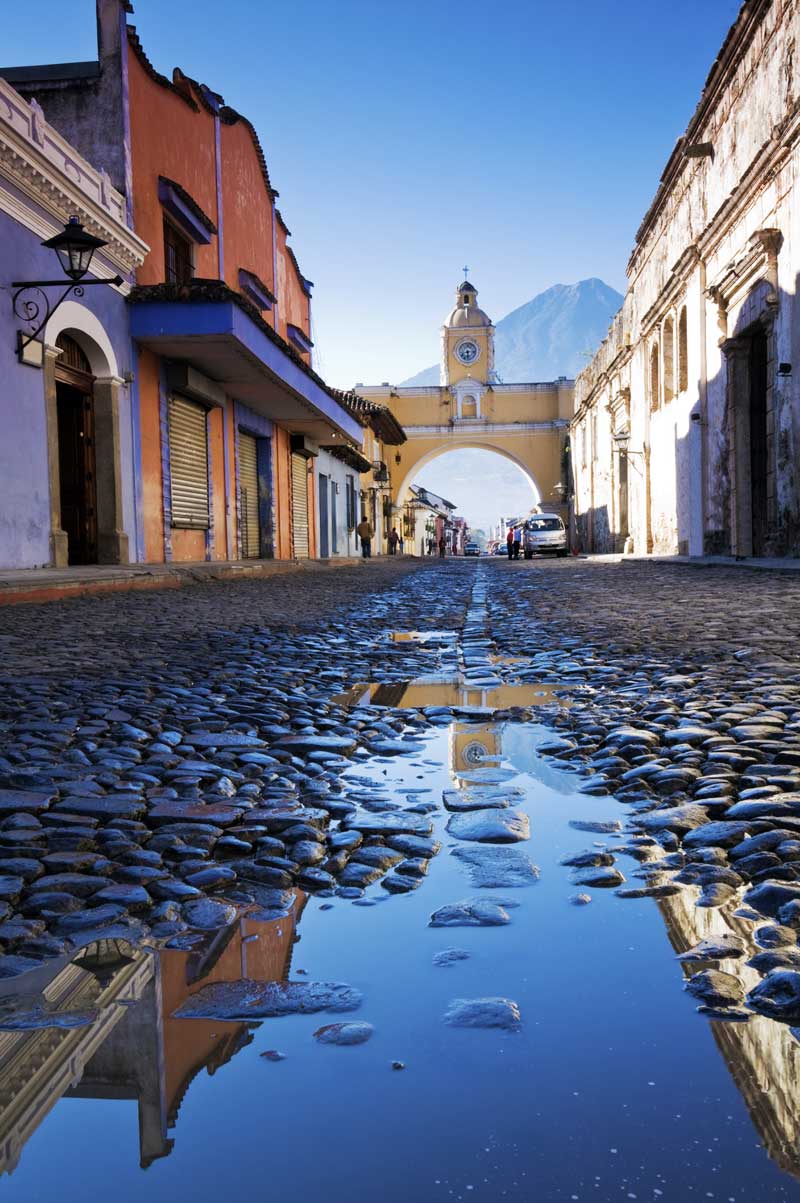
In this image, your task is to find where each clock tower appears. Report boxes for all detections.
[441,277,495,387]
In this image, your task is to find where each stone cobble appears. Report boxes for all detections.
[488,559,800,1021]
[0,559,477,967]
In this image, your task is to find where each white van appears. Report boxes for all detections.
[523,514,568,558]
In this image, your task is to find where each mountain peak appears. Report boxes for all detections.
[398,278,623,387]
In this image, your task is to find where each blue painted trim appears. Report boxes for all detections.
[214,115,224,279]
[158,179,214,245]
[129,338,145,561]
[130,300,363,443]
[221,397,232,558]
[256,436,274,558]
[234,400,274,439]
[271,204,279,333]
[119,8,134,229]
[158,362,172,562]
[234,400,275,559]
[239,269,274,311]
[287,323,314,354]
[205,408,214,561]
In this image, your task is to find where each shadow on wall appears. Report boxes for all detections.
[576,273,800,558]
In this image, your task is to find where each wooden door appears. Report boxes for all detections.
[55,334,97,565]
[56,383,97,565]
[749,329,768,555]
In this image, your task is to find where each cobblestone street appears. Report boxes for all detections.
[5,559,800,1202]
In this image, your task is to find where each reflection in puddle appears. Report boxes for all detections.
[0,900,303,1175]
[449,723,504,772]
[3,712,800,1198]
[333,676,564,712]
[658,888,800,1179]
[390,630,457,645]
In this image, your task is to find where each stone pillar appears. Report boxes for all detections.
[93,375,129,564]
[43,345,69,567]
[721,338,752,558]
[643,443,653,554]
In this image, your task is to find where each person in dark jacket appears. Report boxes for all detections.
[356,517,374,558]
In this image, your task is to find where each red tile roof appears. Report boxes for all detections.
[331,389,407,445]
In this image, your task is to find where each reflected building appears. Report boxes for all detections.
[0,899,304,1176]
[449,722,504,777]
[658,888,800,1179]
[334,677,562,713]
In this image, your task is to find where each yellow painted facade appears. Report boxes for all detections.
[358,280,575,516]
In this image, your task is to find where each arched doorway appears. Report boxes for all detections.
[54,334,97,565]
[44,302,129,567]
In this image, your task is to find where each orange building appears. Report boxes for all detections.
[5,0,363,564]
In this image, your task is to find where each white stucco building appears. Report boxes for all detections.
[573,0,800,558]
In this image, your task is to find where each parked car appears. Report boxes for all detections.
[463,542,481,557]
[523,514,568,558]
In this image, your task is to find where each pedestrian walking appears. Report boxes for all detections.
[388,527,400,555]
[356,517,374,558]
[513,525,522,559]
[438,536,447,558]
[506,528,514,560]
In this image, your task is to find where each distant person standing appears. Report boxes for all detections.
[438,536,447,558]
[356,516,374,558]
[388,527,400,555]
[506,528,514,560]
[513,525,523,559]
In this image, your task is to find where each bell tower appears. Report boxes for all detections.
[440,275,495,386]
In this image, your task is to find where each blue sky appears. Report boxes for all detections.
[7,0,740,387]
[5,0,741,524]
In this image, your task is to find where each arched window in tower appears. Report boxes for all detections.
[663,316,675,404]
[461,394,477,418]
[678,306,688,393]
[649,342,660,411]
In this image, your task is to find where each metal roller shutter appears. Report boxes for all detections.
[291,452,309,558]
[239,433,260,558]
[169,395,209,528]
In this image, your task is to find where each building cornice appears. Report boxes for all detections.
[361,379,574,397]
[0,78,148,276]
[403,420,569,437]
[629,0,777,269]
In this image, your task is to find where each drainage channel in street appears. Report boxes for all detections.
[1,569,800,1201]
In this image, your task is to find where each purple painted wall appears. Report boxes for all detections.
[0,203,135,568]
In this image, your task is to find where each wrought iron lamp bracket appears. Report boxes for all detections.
[12,275,123,354]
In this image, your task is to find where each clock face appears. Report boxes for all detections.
[455,339,479,365]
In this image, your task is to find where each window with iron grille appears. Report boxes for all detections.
[164,218,194,284]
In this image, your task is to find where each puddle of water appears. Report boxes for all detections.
[4,720,800,1202]
[390,631,457,644]
[333,676,564,712]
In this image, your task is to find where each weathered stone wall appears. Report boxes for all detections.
[573,0,800,558]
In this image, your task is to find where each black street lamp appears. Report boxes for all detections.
[42,216,107,281]
[12,215,124,360]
